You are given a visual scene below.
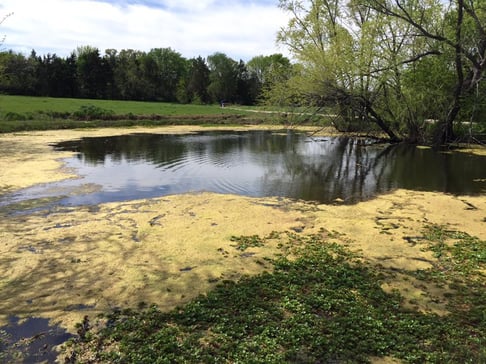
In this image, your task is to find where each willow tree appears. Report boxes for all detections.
[275,0,486,143]
[276,0,414,141]
[363,0,486,143]
[0,12,13,87]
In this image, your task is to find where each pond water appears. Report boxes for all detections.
[0,316,72,363]
[1,130,485,209]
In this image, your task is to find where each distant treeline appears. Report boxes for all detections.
[0,46,291,105]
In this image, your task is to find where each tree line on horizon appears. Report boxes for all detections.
[0,46,292,106]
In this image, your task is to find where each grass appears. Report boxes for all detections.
[0,95,268,133]
[0,95,239,116]
[0,95,334,133]
[60,226,486,364]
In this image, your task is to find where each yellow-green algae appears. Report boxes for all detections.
[0,126,485,334]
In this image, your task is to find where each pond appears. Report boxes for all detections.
[1,130,485,210]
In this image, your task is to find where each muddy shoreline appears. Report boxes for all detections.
[0,126,485,359]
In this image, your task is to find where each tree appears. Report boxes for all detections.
[111,49,150,100]
[362,0,486,143]
[235,60,259,105]
[207,52,238,103]
[247,54,291,85]
[0,12,13,49]
[148,48,188,102]
[76,46,110,99]
[247,53,292,103]
[0,50,37,95]
[276,0,407,141]
[275,0,486,143]
[32,53,78,97]
[184,56,211,104]
[103,49,119,99]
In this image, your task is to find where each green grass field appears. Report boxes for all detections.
[0,95,240,116]
[0,95,330,133]
[0,95,273,133]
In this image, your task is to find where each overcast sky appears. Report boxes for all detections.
[0,0,290,61]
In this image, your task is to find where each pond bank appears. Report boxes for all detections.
[0,126,485,360]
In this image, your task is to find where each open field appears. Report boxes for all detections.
[0,95,333,134]
[0,95,327,117]
[0,95,243,116]
[0,95,265,133]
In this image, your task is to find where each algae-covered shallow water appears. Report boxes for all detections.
[1,130,485,209]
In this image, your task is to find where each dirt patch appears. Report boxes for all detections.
[0,126,485,332]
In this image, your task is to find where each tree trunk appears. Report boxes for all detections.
[437,102,460,145]
[362,99,401,143]
[435,0,464,145]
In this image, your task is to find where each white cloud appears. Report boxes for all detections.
[0,0,290,61]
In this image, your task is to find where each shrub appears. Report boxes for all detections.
[72,105,115,120]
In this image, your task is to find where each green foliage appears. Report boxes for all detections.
[2,111,33,121]
[421,224,486,277]
[76,46,108,99]
[271,0,486,144]
[64,229,486,363]
[184,56,211,104]
[207,52,238,103]
[0,46,283,106]
[230,235,265,251]
[72,105,115,120]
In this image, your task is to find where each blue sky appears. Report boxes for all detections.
[0,0,290,61]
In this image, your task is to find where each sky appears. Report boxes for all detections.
[0,0,291,61]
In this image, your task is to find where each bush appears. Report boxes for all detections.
[72,105,115,120]
[2,112,33,121]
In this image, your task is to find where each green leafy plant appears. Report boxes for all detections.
[62,228,486,363]
[72,105,115,121]
[229,235,265,251]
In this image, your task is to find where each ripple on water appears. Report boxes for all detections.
[2,131,485,210]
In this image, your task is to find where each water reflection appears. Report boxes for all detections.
[0,316,72,363]
[3,131,485,207]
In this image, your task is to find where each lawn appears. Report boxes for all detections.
[0,95,268,133]
[0,95,236,116]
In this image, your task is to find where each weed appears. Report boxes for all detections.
[72,105,115,121]
[229,235,265,251]
[62,227,486,363]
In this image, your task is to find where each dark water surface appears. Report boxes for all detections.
[0,316,72,363]
[2,130,485,209]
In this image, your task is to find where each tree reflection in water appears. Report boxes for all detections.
[10,131,485,206]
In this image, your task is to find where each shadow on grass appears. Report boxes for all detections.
[63,230,486,363]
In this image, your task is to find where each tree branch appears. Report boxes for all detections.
[368,50,442,74]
